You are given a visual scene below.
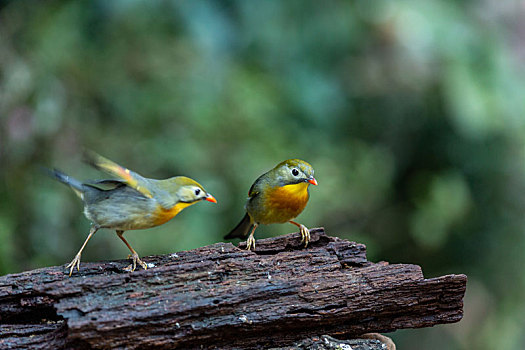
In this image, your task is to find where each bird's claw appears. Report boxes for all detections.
[299,224,310,248]
[124,252,148,272]
[245,235,256,251]
[66,253,82,276]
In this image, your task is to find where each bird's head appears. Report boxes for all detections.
[171,177,217,204]
[272,159,317,187]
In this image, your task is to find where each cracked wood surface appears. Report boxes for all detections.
[0,228,466,349]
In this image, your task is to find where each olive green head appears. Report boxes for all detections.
[271,159,317,187]
[161,177,217,203]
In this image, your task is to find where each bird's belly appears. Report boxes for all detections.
[85,204,156,231]
[85,197,196,230]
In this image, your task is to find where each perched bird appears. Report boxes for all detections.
[225,159,317,250]
[50,151,217,276]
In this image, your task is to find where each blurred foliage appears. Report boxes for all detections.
[1,1,525,348]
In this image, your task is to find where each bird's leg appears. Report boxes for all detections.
[116,230,148,272]
[245,224,258,251]
[66,225,99,276]
[289,220,310,248]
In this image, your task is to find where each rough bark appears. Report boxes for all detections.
[0,228,466,349]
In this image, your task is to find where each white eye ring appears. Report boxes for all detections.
[291,168,299,176]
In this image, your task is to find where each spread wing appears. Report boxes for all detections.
[83,151,154,199]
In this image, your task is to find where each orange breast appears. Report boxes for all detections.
[261,182,309,223]
[152,201,195,226]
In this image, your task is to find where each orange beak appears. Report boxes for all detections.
[205,194,217,203]
[308,177,318,186]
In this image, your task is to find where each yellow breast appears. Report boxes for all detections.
[153,201,195,226]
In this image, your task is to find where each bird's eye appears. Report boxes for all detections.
[291,168,299,176]
[194,188,201,196]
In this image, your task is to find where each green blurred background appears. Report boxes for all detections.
[1,1,524,348]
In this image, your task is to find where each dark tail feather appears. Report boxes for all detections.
[224,213,253,239]
[45,168,84,195]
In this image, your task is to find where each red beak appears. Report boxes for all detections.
[308,177,318,186]
[205,194,217,203]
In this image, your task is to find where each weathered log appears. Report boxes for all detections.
[0,228,466,349]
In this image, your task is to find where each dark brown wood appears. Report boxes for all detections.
[0,228,466,349]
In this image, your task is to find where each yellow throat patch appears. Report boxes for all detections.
[280,182,309,197]
[154,201,196,226]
